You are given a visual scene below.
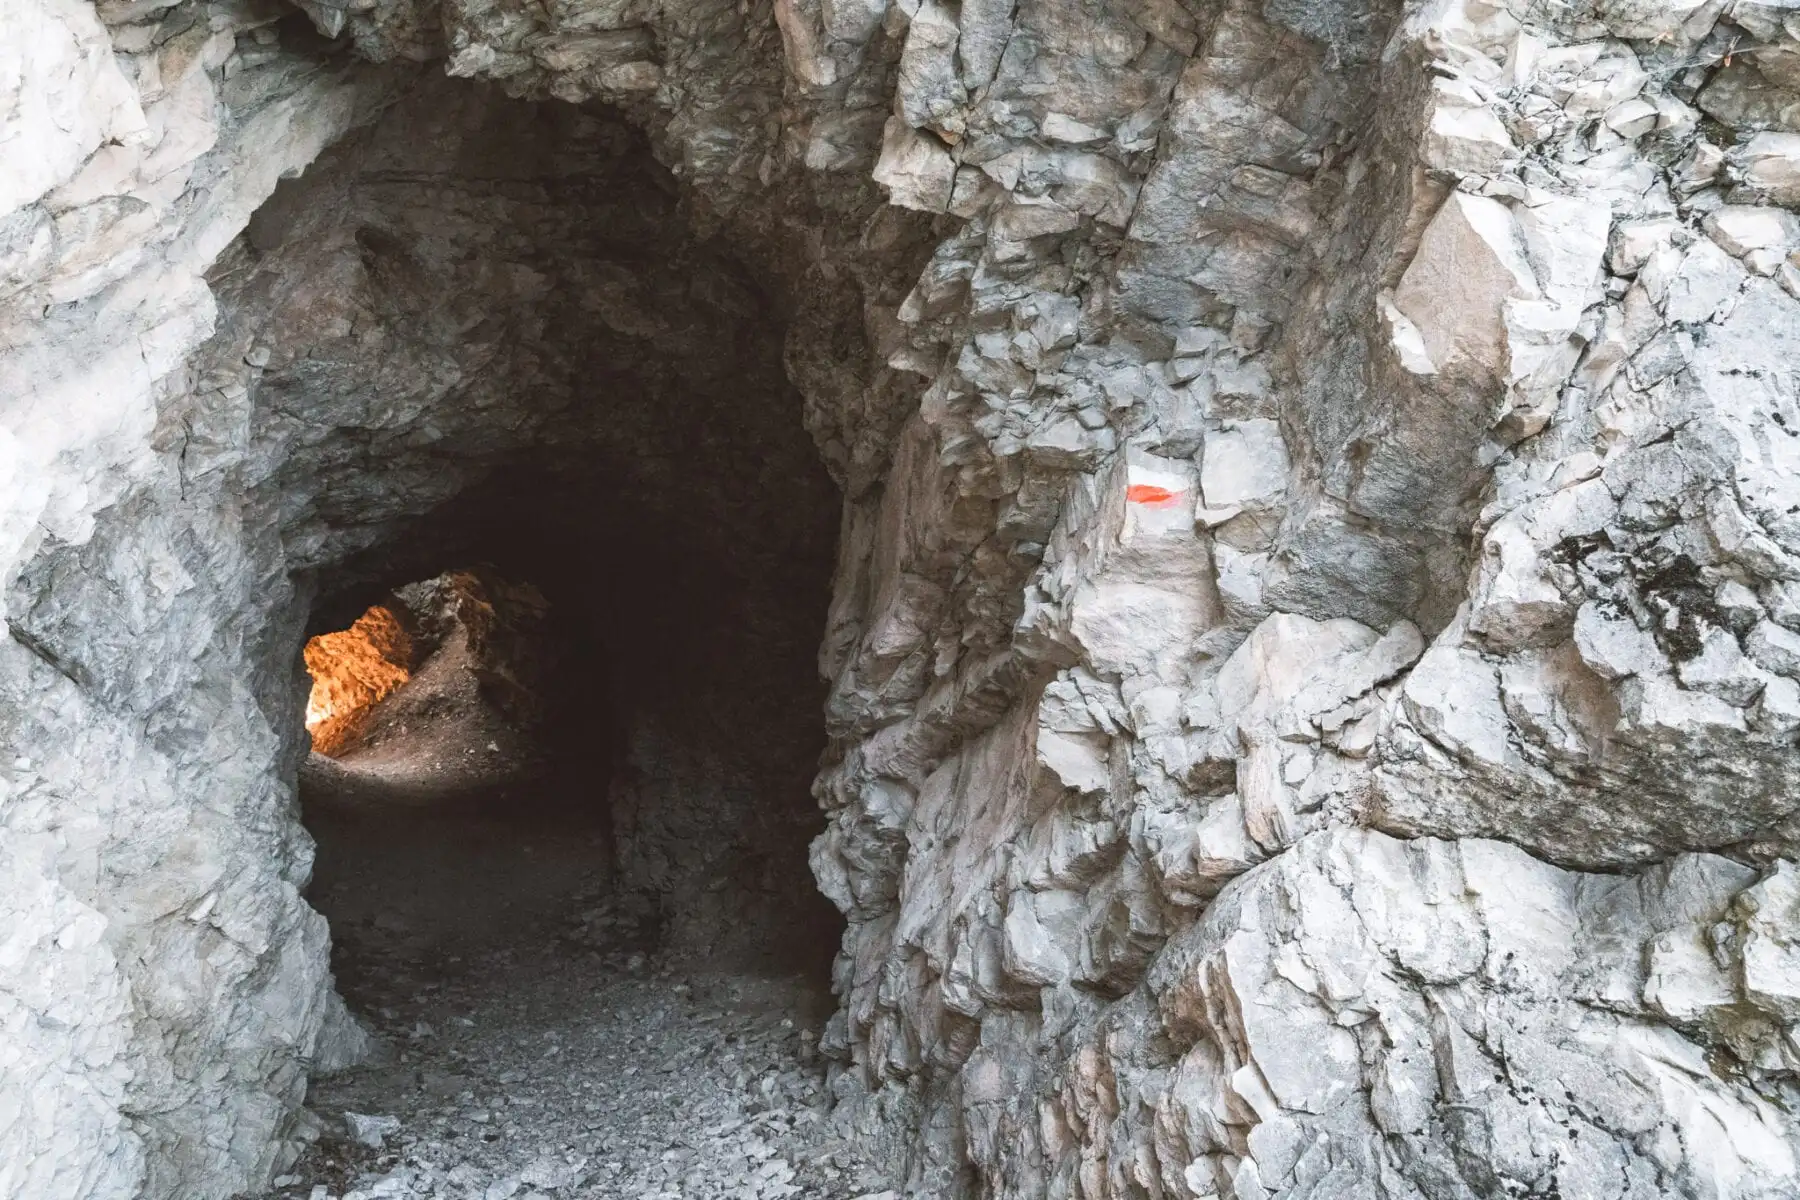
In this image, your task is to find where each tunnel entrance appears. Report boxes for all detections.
[217,55,876,1200]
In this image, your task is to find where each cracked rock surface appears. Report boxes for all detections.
[8,0,1800,1193]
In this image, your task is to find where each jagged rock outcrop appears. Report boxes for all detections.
[5,0,1800,1194]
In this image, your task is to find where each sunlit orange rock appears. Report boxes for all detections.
[304,606,413,755]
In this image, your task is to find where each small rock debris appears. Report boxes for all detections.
[240,900,889,1200]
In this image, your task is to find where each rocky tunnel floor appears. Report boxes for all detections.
[241,803,895,1200]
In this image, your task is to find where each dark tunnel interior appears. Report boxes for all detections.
[297,461,847,991]
[230,67,852,1020]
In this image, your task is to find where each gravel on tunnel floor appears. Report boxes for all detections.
[242,888,895,1200]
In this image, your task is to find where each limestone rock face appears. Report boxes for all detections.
[5,0,1800,1194]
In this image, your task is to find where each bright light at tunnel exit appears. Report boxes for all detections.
[303,605,413,754]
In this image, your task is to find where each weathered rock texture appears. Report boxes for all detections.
[6,0,1800,1194]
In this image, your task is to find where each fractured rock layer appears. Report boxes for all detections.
[5,0,1800,1195]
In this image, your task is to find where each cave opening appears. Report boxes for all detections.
[293,461,847,985]
[218,54,861,1195]
[226,65,850,955]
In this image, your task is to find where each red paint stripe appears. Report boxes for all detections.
[1126,484,1183,507]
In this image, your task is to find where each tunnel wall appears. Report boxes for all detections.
[8,0,1800,1198]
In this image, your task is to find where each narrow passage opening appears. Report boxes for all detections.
[300,565,611,978]
[281,537,862,1197]
[227,65,879,1200]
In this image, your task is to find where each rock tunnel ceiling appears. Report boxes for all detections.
[9,0,1800,1195]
